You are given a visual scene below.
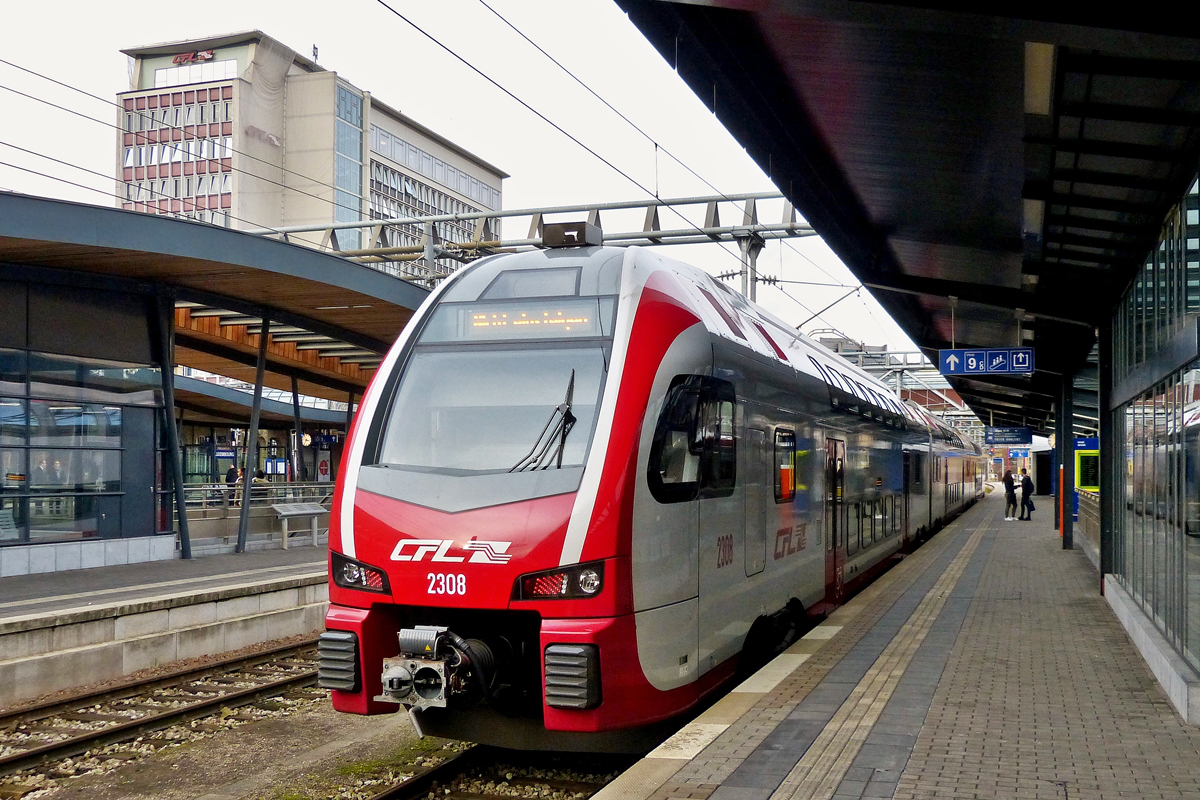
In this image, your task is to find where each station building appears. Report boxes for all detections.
[116,30,507,280]
[0,192,426,574]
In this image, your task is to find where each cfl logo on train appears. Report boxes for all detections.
[389,538,513,564]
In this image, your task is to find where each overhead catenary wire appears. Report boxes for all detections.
[376,0,854,336]
[472,0,849,288]
[0,56,366,219]
[370,0,767,280]
[468,0,875,337]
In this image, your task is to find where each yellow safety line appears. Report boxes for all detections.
[769,521,989,800]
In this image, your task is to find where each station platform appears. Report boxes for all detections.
[602,491,1200,800]
[0,545,326,708]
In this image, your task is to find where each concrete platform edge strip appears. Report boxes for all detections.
[0,600,329,708]
[0,571,327,634]
[1104,576,1200,725]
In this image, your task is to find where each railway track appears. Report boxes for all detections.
[364,745,629,800]
[0,638,321,777]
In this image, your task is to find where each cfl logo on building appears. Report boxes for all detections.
[173,49,215,65]
[390,538,513,564]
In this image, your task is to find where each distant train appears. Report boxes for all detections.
[318,228,984,751]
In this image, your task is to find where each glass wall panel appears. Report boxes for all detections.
[27,352,160,406]
[28,401,121,447]
[1,348,162,546]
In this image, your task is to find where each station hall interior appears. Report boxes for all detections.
[2,0,1200,773]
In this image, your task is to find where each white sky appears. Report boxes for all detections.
[0,0,920,354]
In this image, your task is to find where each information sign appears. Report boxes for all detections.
[985,427,1032,445]
[939,347,1034,375]
[1008,449,1030,458]
[215,447,236,460]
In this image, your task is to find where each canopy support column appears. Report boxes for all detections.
[236,318,270,554]
[1058,374,1074,550]
[1099,318,1115,590]
[155,293,191,559]
[292,375,306,482]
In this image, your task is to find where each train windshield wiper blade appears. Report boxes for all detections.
[508,370,577,473]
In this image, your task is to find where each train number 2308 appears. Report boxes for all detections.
[716,534,735,569]
[427,573,467,595]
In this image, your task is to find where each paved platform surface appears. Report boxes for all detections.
[613,490,1200,800]
[0,545,325,622]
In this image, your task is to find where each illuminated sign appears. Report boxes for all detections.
[421,298,609,343]
[172,50,215,65]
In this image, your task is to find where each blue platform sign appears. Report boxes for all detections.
[1008,449,1030,458]
[940,347,1034,375]
[985,427,1033,445]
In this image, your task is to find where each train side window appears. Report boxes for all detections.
[847,503,860,555]
[647,377,702,503]
[698,381,737,498]
[647,376,736,503]
[774,428,796,503]
[876,499,887,542]
[912,452,923,486]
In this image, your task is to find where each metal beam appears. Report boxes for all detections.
[1057,100,1200,128]
[859,272,1096,326]
[173,332,368,397]
[176,287,390,354]
[155,293,191,560]
[1026,136,1188,163]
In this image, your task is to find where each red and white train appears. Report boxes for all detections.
[319,227,983,751]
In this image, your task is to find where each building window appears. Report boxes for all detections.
[153,60,238,88]
[368,124,500,210]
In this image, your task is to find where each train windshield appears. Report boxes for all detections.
[376,346,606,476]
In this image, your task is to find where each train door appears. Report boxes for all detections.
[697,384,744,674]
[744,428,768,576]
[902,450,911,541]
[825,439,845,607]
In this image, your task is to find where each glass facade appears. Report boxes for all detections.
[0,349,163,545]
[335,85,365,250]
[369,159,493,281]
[1111,175,1200,672]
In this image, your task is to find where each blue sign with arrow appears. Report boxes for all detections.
[939,347,1034,375]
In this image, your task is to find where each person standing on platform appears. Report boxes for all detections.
[1002,469,1017,521]
[225,464,239,507]
[1018,468,1035,521]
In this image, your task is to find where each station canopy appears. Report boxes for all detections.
[620,2,1200,432]
[0,193,428,423]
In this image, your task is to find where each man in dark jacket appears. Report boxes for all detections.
[1018,468,1035,521]
[1002,469,1017,520]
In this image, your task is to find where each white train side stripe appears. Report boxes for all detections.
[558,248,644,567]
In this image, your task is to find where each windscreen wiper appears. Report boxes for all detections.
[508,370,577,472]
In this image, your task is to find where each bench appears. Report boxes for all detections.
[271,503,328,549]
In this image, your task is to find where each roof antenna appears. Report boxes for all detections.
[312,44,319,63]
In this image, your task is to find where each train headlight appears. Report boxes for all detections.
[331,551,391,593]
[514,561,605,600]
[576,569,602,595]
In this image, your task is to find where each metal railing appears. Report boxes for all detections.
[1077,489,1100,566]
[176,481,333,519]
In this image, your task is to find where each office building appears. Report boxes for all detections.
[117,31,506,278]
